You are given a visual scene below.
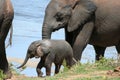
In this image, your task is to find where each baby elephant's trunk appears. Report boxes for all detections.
[17,54,30,69]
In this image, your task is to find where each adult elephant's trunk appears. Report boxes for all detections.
[17,54,30,69]
[42,23,53,39]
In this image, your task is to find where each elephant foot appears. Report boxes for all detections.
[0,54,12,79]
[36,68,43,77]
[4,69,12,79]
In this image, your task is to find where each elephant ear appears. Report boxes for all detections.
[68,0,97,32]
[36,45,50,57]
[36,46,43,56]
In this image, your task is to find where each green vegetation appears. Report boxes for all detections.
[11,58,120,80]
[0,70,6,80]
[74,77,120,80]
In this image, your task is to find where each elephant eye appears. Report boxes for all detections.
[55,12,63,21]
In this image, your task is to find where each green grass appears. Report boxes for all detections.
[14,58,120,80]
[0,70,6,80]
[74,77,120,80]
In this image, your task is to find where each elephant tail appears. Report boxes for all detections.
[6,24,13,48]
[72,58,78,65]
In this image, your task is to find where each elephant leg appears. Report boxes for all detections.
[55,63,62,74]
[0,17,13,79]
[44,57,53,76]
[72,21,94,61]
[0,42,12,79]
[115,44,120,62]
[65,56,74,68]
[36,59,44,77]
[45,63,52,76]
[93,45,106,61]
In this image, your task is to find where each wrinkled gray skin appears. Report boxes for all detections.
[18,40,75,77]
[42,0,120,61]
[0,0,14,79]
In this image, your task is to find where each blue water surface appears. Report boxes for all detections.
[6,0,118,77]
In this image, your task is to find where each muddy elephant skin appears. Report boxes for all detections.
[42,0,120,61]
[18,40,75,77]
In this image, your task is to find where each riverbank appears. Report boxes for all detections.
[6,58,120,80]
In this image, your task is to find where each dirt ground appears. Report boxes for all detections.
[7,57,120,80]
[7,69,120,80]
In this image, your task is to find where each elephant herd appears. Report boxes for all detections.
[0,0,120,79]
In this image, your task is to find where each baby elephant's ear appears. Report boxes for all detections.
[36,46,43,56]
[41,46,50,54]
[68,0,96,32]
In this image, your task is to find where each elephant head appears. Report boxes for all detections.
[17,41,50,68]
[42,0,97,39]
[42,0,77,39]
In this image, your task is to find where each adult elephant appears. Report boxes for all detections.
[42,0,120,61]
[0,0,14,79]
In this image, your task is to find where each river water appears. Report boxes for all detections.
[6,0,118,77]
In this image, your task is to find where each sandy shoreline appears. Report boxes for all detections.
[7,57,39,68]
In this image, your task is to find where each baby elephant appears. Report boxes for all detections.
[18,40,76,77]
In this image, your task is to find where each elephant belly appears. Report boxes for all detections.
[90,28,120,47]
[90,37,120,47]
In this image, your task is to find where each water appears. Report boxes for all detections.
[6,0,118,77]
